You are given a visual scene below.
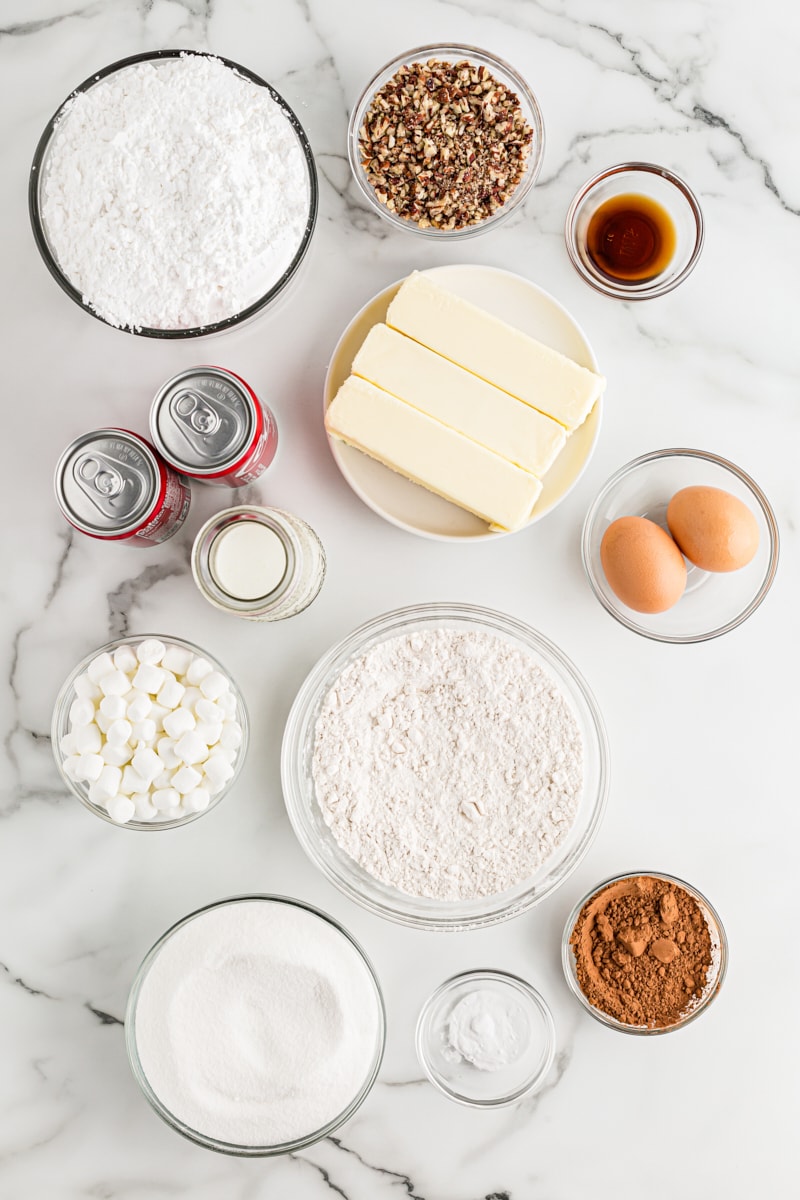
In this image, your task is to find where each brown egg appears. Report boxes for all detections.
[667,486,760,572]
[600,516,687,613]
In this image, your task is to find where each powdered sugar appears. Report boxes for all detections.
[312,628,584,901]
[40,54,310,330]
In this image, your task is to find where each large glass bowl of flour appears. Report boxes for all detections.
[282,603,609,931]
[29,50,318,338]
[125,895,385,1155]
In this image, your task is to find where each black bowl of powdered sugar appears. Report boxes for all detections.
[29,50,318,337]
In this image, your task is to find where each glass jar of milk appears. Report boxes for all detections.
[191,506,326,621]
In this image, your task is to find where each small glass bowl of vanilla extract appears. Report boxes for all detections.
[565,162,704,300]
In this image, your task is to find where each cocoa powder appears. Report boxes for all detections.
[569,875,715,1028]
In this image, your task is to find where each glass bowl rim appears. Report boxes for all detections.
[51,632,249,830]
[281,601,610,931]
[124,892,387,1155]
[580,446,780,643]
[347,41,545,240]
[561,869,729,1036]
[29,48,319,339]
[564,161,704,300]
[415,967,556,1107]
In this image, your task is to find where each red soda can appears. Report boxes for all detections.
[149,367,278,487]
[55,429,191,546]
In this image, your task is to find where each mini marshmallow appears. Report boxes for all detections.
[152,787,180,811]
[132,747,162,782]
[203,754,234,789]
[162,806,185,821]
[136,639,167,665]
[149,703,169,732]
[199,671,229,701]
[126,691,152,722]
[132,792,158,821]
[218,691,238,718]
[219,722,243,751]
[132,663,166,694]
[179,686,203,710]
[172,764,203,794]
[106,719,133,746]
[194,721,223,747]
[195,698,224,725]
[156,737,181,769]
[73,724,102,754]
[89,764,122,802]
[183,787,210,813]
[112,645,138,674]
[131,718,157,744]
[62,754,82,780]
[208,744,236,764]
[174,730,209,766]
[106,795,136,824]
[163,707,195,739]
[99,669,132,698]
[95,711,112,734]
[185,656,213,685]
[99,694,127,720]
[74,674,101,701]
[120,766,149,795]
[77,753,105,782]
[153,769,175,790]
[87,652,114,683]
[201,774,226,797]
[101,743,133,767]
[69,697,95,727]
[59,733,77,756]
[157,676,185,709]
[162,644,194,676]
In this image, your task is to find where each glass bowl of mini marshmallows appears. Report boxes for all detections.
[52,635,249,829]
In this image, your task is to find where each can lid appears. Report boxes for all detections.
[55,430,160,536]
[150,368,255,474]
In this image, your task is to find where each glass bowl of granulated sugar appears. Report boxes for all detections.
[281,603,610,932]
[29,50,318,338]
[126,895,385,1154]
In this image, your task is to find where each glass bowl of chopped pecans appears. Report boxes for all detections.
[348,44,545,237]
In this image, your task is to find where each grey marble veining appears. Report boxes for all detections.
[0,0,797,1196]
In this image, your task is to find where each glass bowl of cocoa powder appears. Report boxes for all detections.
[348,44,545,238]
[562,871,728,1035]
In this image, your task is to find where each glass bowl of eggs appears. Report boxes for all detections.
[51,635,249,828]
[581,448,779,643]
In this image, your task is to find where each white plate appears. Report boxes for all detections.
[323,264,603,542]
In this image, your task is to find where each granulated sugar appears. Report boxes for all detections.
[132,900,382,1147]
[41,54,310,330]
[312,628,584,901]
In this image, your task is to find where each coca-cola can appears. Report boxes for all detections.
[149,366,278,487]
[55,429,191,546]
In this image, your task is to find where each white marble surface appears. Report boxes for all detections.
[2,0,797,1195]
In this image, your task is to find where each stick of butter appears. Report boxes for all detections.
[352,324,566,478]
[326,376,543,531]
[386,271,605,431]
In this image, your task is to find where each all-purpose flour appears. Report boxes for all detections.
[133,900,381,1147]
[41,55,309,330]
[312,628,584,901]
